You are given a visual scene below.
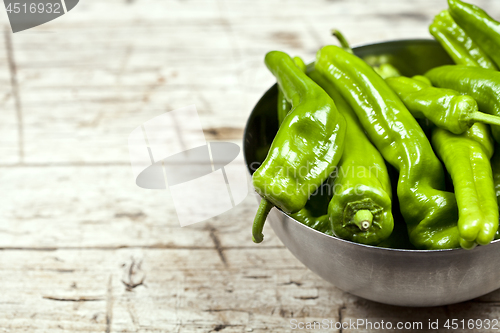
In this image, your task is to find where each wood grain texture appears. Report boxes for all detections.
[1,0,500,331]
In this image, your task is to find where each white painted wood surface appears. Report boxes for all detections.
[1,0,500,332]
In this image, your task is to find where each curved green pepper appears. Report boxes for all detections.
[430,10,497,70]
[432,123,498,248]
[425,65,500,143]
[283,58,333,235]
[448,0,500,68]
[252,51,346,243]
[277,57,307,125]
[386,76,500,134]
[309,70,393,245]
[316,45,461,250]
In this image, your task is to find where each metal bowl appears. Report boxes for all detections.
[243,39,500,307]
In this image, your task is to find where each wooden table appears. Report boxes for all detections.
[1,0,500,331]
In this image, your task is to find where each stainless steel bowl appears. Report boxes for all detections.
[243,39,500,307]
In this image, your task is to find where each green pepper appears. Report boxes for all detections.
[491,146,500,240]
[315,45,461,250]
[432,123,498,248]
[277,89,290,126]
[493,146,500,207]
[385,76,500,134]
[282,57,333,235]
[277,57,307,125]
[430,10,497,70]
[252,51,346,243]
[309,70,393,245]
[448,0,500,68]
[425,65,500,143]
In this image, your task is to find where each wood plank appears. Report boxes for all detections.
[0,248,343,332]
[1,9,21,164]
[1,248,500,332]
[0,165,286,249]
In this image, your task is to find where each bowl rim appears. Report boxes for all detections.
[243,38,500,253]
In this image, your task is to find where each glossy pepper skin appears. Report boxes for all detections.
[386,76,500,134]
[316,45,460,250]
[252,51,346,243]
[282,57,334,235]
[309,70,394,245]
[277,57,307,125]
[491,146,500,240]
[448,0,500,68]
[432,123,498,248]
[425,65,500,143]
[430,10,497,70]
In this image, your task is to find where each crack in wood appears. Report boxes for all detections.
[338,304,346,333]
[106,275,113,333]
[203,127,243,140]
[114,211,146,221]
[281,281,303,286]
[210,324,243,332]
[294,296,319,300]
[121,258,146,291]
[4,26,24,162]
[209,227,228,267]
[243,275,270,279]
[42,296,104,302]
[203,309,251,314]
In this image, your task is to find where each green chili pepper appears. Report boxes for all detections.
[430,10,497,70]
[386,76,500,134]
[309,70,393,245]
[493,147,500,206]
[282,57,333,235]
[277,89,290,126]
[448,0,500,68]
[316,45,461,250]
[425,65,500,143]
[252,51,346,243]
[432,123,498,248]
[491,146,500,240]
[277,57,307,125]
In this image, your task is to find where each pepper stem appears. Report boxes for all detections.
[352,210,373,231]
[331,29,353,54]
[252,198,274,243]
[470,112,500,127]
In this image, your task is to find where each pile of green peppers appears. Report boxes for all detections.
[251,0,500,250]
